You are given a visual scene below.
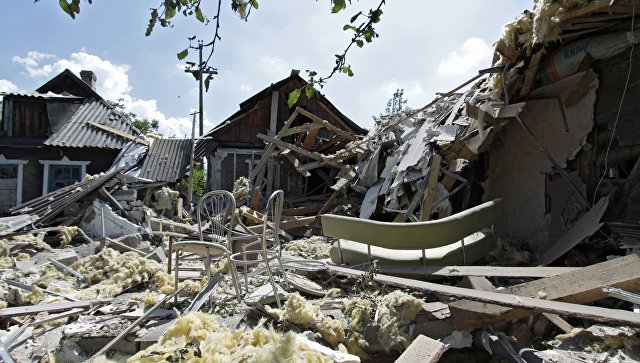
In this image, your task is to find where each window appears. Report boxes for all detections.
[0,165,18,179]
[40,156,90,195]
[0,155,28,207]
[48,165,82,192]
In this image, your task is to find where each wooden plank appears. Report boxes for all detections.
[375,264,580,278]
[279,123,323,137]
[302,128,321,151]
[327,264,640,326]
[464,276,573,334]
[87,121,149,146]
[250,109,299,184]
[282,204,325,216]
[266,91,279,197]
[395,334,447,363]
[537,197,608,265]
[445,252,640,330]
[257,133,344,169]
[316,135,343,153]
[246,216,316,233]
[419,154,442,221]
[0,300,107,318]
[519,50,543,97]
[557,0,612,21]
[296,107,357,142]
[465,276,495,292]
[316,100,358,134]
[542,312,574,333]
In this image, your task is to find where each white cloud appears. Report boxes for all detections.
[254,55,291,80]
[437,38,493,77]
[239,84,252,92]
[0,80,19,93]
[11,50,195,137]
[12,51,55,70]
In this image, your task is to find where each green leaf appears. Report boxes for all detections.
[165,5,176,19]
[249,0,259,9]
[146,9,158,36]
[350,11,362,23]
[177,49,189,60]
[341,66,354,77]
[356,39,364,48]
[331,0,346,13]
[195,6,204,22]
[343,24,357,32]
[288,89,301,108]
[305,85,315,99]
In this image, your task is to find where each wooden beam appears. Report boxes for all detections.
[445,252,640,330]
[327,264,640,326]
[375,264,579,278]
[250,109,299,185]
[246,216,316,233]
[257,133,344,169]
[464,276,574,334]
[419,154,442,221]
[296,107,357,142]
[87,121,149,146]
[279,123,323,138]
[316,101,358,134]
[266,91,280,197]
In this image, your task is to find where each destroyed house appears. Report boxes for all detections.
[0,69,140,213]
[197,70,366,196]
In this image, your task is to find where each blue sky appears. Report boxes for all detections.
[0,1,530,136]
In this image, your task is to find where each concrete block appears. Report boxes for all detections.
[396,334,447,363]
[112,189,137,202]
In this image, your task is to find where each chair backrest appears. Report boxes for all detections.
[197,190,236,247]
[262,190,284,250]
[321,198,504,250]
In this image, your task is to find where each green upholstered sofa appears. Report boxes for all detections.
[321,199,503,266]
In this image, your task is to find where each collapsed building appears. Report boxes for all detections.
[0,0,640,362]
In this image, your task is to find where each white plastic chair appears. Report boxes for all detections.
[172,190,242,304]
[229,190,290,308]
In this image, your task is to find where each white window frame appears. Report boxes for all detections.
[39,156,90,195]
[0,154,28,205]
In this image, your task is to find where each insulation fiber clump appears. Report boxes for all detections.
[376,291,423,350]
[72,248,174,299]
[128,312,335,362]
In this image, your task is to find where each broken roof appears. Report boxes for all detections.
[44,98,141,149]
[139,138,193,182]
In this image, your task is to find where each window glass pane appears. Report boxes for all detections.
[0,165,18,179]
[48,164,84,193]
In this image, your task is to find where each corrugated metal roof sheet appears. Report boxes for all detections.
[44,99,140,149]
[0,92,83,99]
[139,138,192,182]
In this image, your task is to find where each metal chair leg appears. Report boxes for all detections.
[263,249,282,309]
[461,238,466,266]
[174,251,179,306]
[227,254,243,303]
[277,248,290,290]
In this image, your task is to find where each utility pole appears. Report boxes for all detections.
[184,41,218,136]
[187,111,198,208]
